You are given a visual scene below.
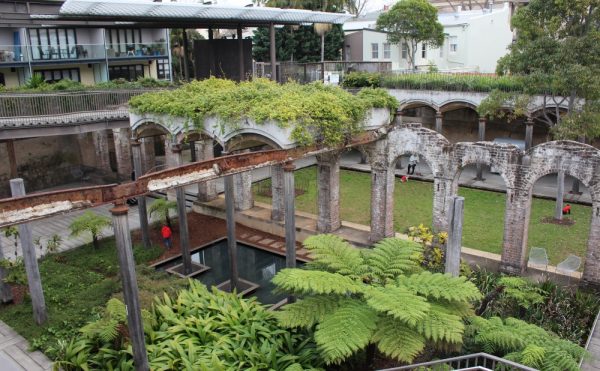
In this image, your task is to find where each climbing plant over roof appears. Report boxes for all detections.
[129,78,397,147]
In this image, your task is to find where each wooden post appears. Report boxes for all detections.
[182,29,190,81]
[131,141,151,249]
[10,179,47,324]
[445,196,464,277]
[476,117,486,181]
[176,186,192,275]
[6,140,17,178]
[283,162,296,269]
[555,170,565,220]
[224,161,238,291]
[238,25,245,81]
[0,237,13,304]
[110,204,150,371]
[269,23,277,82]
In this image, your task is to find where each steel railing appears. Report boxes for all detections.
[378,353,538,371]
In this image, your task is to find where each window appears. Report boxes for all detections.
[35,68,81,83]
[421,43,427,58]
[108,64,144,81]
[107,29,143,55]
[371,43,378,59]
[401,43,408,59]
[29,28,77,60]
[383,43,391,59]
[449,36,458,53]
[156,59,170,80]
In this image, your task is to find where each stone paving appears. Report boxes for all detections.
[581,313,600,370]
[0,321,52,371]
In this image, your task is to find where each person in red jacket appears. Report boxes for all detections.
[161,225,172,249]
[562,204,571,215]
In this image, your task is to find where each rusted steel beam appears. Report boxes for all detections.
[0,129,383,227]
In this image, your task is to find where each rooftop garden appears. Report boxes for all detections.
[129,78,398,147]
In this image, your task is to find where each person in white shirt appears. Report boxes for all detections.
[408,154,419,175]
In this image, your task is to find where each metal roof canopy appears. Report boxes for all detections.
[47,0,353,28]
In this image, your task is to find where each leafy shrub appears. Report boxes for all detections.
[24,74,47,90]
[379,73,529,93]
[342,72,383,88]
[272,234,481,365]
[50,79,85,91]
[69,211,111,249]
[0,258,27,285]
[466,316,585,371]
[55,280,323,370]
[407,224,447,271]
[129,78,398,147]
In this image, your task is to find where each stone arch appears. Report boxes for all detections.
[399,100,439,112]
[223,130,284,152]
[131,118,171,139]
[439,99,479,113]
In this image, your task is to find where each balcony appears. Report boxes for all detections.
[0,45,27,64]
[105,42,168,60]
[29,44,106,63]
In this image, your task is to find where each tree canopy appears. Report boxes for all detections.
[376,0,444,70]
[493,0,600,140]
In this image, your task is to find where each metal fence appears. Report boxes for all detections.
[0,89,162,118]
[378,353,538,371]
[254,61,392,84]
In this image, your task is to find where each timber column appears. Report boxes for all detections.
[476,117,487,181]
[10,179,47,325]
[110,204,149,371]
[316,152,341,233]
[113,128,133,179]
[224,159,239,291]
[445,196,464,277]
[0,237,12,303]
[131,141,151,249]
[283,162,296,269]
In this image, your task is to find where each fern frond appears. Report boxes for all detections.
[303,235,366,278]
[363,285,429,327]
[106,298,127,321]
[275,296,341,328]
[314,299,378,365]
[272,269,362,295]
[415,303,464,344]
[372,317,426,363]
[365,238,423,281]
[397,271,482,303]
[520,344,545,369]
[540,348,581,371]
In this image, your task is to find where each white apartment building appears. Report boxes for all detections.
[343,2,513,73]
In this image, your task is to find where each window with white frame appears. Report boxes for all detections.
[371,43,378,59]
[421,43,427,58]
[449,36,458,53]
[401,43,408,59]
[383,43,391,59]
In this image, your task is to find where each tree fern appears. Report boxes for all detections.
[276,296,342,328]
[371,317,426,362]
[416,303,464,344]
[520,344,545,369]
[303,235,366,278]
[314,299,378,364]
[397,271,482,302]
[363,286,429,327]
[365,237,423,282]
[271,269,362,295]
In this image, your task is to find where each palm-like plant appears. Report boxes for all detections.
[272,234,482,365]
[69,211,111,249]
[148,198,177,229]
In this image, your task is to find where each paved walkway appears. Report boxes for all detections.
[581,312,600,370]
[0,321,52,371]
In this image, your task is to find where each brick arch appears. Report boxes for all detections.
[385,124,452,178]
[450,142,520,190]
[522,141,600,203]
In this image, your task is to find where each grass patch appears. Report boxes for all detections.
[254,167,591,266]
[0,238,185,357]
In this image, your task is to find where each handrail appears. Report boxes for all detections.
[0,88,166,118]
[377,352,538,371]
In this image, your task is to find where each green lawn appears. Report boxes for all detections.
[254,167,591,266]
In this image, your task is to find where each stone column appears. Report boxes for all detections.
[476,117,487,181]
[110,204,149,371]
[393,110,404,125]
[141,137,155,173]
[10,179,47,325]
[6,140,18,178]
[93,130,112,173]
[500,188,531,274]
[445,196,464,277]
[525,117,534,151]
[432,176,456,233]
[196,140,217,202]
[176,186,192,275]
[370,165,395,242]
[435,111,443,134]
[113,128,132,180]
[316,152,341,233]
[554,170,565,220]
[283,162,297,268]
[164,140,182,169]
[234,171,254,211]
[0,234,13,303]
[224,171,239,291]
[271,164,285,221]
[582,201,600,285]
[131,141,151,249]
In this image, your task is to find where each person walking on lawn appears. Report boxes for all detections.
[161,225,172,249]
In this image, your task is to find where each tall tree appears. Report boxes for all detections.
[494,0,600,140]
[376,0,444,70]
